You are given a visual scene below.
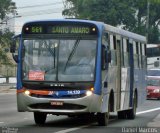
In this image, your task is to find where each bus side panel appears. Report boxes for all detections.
[120,68,130,110]
[106,66,117,111]
[138,69,147,106]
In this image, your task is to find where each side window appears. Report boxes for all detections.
[121,39,124,67]
[136,42,139,68]
[139,43,142,68]
[142,44,147,69]
[123,38,129,67]
[102,32,109,47]
[110,34,117,66]
[133,41,138,68]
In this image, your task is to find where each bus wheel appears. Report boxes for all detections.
[97,104,110,126]
[118,111,126,119]
[34,112,47,125]
[97,112,109,126]
[126,94,137,119]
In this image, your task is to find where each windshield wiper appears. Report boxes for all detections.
[64,39,80,71]
[43,40,59,72]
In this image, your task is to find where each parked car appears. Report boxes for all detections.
[146,76,160,100]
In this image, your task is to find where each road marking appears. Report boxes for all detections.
[54,107,160,133]
[0,122,4,124]
[54,125,90,133]
[137,107,160,115]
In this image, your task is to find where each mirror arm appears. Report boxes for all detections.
[12,53,19,63]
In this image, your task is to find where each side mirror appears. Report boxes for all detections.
[10,34,21,63]
[12,54,18,63]
[10,41,16,53]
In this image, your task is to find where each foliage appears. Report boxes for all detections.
[0,29,14,65]
[0,0,16,20]
[63,0,160,43]
[0,0,16,66]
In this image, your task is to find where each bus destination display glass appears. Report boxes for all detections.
[23,24,98,35]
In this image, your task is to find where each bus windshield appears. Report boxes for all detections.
[22,38,97,82]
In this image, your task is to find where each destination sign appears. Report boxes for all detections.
[23,23,98,35]
[24,26,43,34]
[50,26,90,34]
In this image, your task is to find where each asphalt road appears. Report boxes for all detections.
[0,90,160,133]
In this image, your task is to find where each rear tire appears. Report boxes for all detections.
[118,110,126,119]
[34,112,47,125]
[126,94,137,119]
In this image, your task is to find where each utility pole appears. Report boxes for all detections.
[146,0,150,44]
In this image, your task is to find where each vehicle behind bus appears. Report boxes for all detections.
[147,44,160,69]
[146,76,160,100]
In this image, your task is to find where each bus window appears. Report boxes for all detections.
[110,34,117,66]
[102,32,109,69]
[139,43,142,68]
[123,38,129,67]
[121,39,124,67]
[142,44,146,69]
[133,41,139,68]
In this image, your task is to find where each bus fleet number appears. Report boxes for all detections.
[67,90,80,95]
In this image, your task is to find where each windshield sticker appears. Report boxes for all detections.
[28,70,45,81]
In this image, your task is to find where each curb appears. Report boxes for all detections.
[0,84,16,93]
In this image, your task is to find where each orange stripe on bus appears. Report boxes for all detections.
[29,90,50,95]
[17,87,51,95]
[17,88,26,93]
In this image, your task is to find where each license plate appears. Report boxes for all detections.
[50,101,63,106]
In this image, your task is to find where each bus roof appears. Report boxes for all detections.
[104,24,146,42]
[22,19,104,28]
[22,18,146,42]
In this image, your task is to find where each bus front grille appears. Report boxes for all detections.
[29,103,86,110]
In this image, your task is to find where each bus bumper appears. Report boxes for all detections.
[17,92,102,114]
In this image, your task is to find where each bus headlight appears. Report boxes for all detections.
[24,90,31,95]
[86,90,93,96]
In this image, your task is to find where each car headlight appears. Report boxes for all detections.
[153,89,160,93]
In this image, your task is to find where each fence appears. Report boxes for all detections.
[0,77,16,83]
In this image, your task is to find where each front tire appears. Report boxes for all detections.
[34,112,47,125]
[97,112,109,126]
[97,102,110,126]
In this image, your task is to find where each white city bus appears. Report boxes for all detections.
[11,19,147,126]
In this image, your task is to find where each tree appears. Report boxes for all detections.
[0,0,16,81]
[62,0,160,43]
[0,0,16,20]
[147,0,160,43]
[0,29,14,64]
[0,0,16,64]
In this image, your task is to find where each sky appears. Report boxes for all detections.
[12,0,64,33]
